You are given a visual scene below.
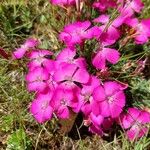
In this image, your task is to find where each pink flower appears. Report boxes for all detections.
[118,0,144,15]
[119,107,150,140]
[134,19,150,44]
[93,81,126,118]
[56,47,86,68]
[50,0,75,6]
[92,48,120,70]
[26,67,49,92]
[53,63,90,89]
[93,0,117,12]
[80,76,100,114]
[28,49,53,71]
[59,21,101,46]
[93,15,120,45]
[13,38,39,59]
[123,18,150,44]
[51,88,81,119]
[30,92,53,123]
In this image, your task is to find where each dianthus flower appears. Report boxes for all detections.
[56,47,86,68]
[119,107,150,140]
[92,47,120,70]
[13,38,39,59]
[53,63,89,89]
[28,49,53,71]
[93,81,126,118]
[50,88,81,119]
[93,0,117,12]
[30,91,53,123]
[59,21,101,46]
[26,67,49,92]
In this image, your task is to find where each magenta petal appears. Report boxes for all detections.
[93,86,106,102]
[43,106,53,121]
[135,34,148,44]
[109,104,123,118]
[103,81,121,96]
[93,14,109,24]
[57,47,76,61]
[90,112,104,126]
[13,48,26,59]
[73,68,89,84]
[121,115,133,129]
[126,127,139,141]
[92,51,106,70]
[27,81,47,92]
[104,48,120,64]
[113,91,126,107]
[138,111,150,124]
[81,103,92,116]
[57,106,70,119]
[53,63,77,82]
[99,101,110,117]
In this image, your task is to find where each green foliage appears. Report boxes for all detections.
[6,128,31,150]
[130,78,150,107]
[0,114,14,132]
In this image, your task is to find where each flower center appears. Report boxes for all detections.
[60,99,68,106]
[107,96,114,104]
[41,101,48,110]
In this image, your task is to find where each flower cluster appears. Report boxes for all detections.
[13,0,150,141]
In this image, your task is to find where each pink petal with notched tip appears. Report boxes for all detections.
[130,0,144,13]
[138,111,150,124]
[93,14,109,24]
[90,112,104,126]
[112,91,126,107]
[42,106,53,121]
[26,67,49,82]
[53,63,77,82]
[124,17,138,27]
[127,108,141,121]
[24,38,39,48]
[138,127,148,138]
[93,86,106,102]
[92,51,106,70]
[74,57,87,68]
[120,114,133,129]
[135,34,148,44]
[109,103,123,118]
[99,101,110,117]
[126,127,139,140]
[81,103,92,116]
[73,68,90,84]
[103,81,121,96]
[103,48,120,64]
[56,47,76,61]
[106,26,120,45]
[141,19,150,37]
[57,106,70,119]
[13,48,26,59]
[27,81,48,92]
[31,105,53,123]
